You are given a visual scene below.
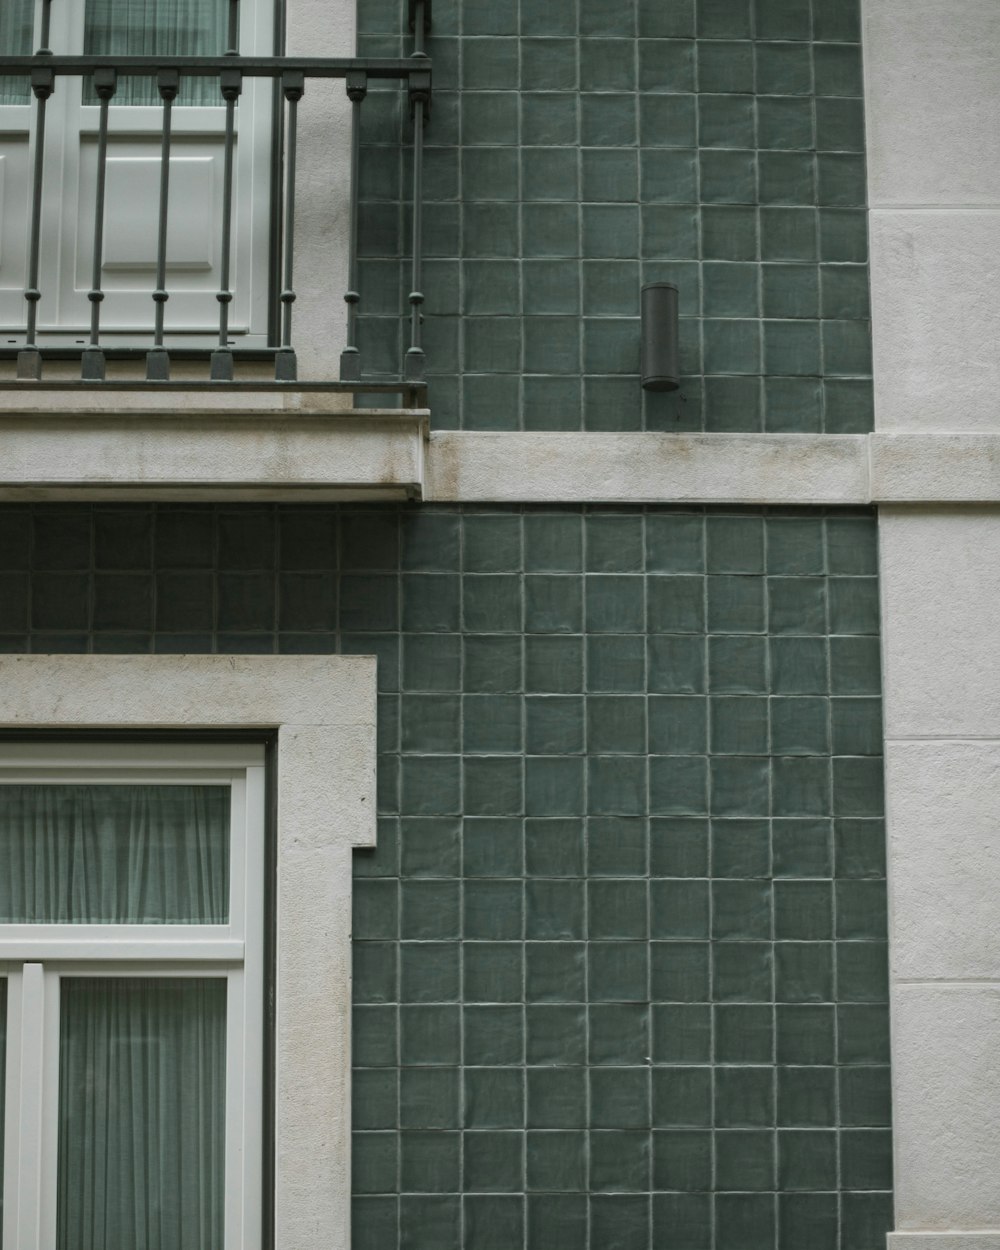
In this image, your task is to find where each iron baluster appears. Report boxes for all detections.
[339,70,367,384]
[211,67,244,381]
[275,70,303,381]
[146,69,180,381]
[81,67,117,383]
[17,61,54,382]
[405,0,430,385]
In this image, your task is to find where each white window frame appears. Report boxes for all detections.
[0,655,377,1250]
[0,743,265,1250]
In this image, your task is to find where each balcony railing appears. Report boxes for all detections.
[0,0,432,406]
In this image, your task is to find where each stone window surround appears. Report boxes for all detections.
[0,654,377,1250]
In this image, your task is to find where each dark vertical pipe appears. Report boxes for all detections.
[146,69,180,381]
[17,62,54,382]
[211,67,243,381]
[81,68,117,383]
[339,70,367,383]
[404,0,431,385]
[274,70,303,381]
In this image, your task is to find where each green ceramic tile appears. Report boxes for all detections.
[465,1004,525,1066]
[653,1129,712,1191]
[778,1128,837,1191]
[698,40,754,93]
[715,1129,776,1190]
[816,98,866,152]
[590,1069,652,1129]
[526,1130,587,1190]
[525,942,587,1003]
[698,0,752,38]
[527,1068,588,1128]
[756,0,811,39]
[639,94,698,148]
[817,153,867,207]
[463,635,522,692]
[757,96,814,152]
[756,42,812,95]
[699,95,755,148]
[580,94,638,146]
[400,1068,460,1128]
[526,879,585,940]
[702,264,759,318]
[716,1003,774,1062]
[699,150,757,204]
[713,879,772,940]
[581,39,637,92]
[701,206,758,261]
[814,44,863,97]
[713,942,772,1001]
[520,39,577,92]
[761,208,818,262]
[637,38,696,93]
[521,148,579,203]
[715,1068,775,1127]
[527,1004,587,1065]
[465,943,524,1002]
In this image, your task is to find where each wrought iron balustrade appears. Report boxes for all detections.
[0,0,432,403]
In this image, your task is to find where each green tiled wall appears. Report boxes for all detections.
[355,0,873,432]
[0,503,891,1250]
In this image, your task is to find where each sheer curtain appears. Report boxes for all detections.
[84,0,228,105]
[0,785,230,923]
[58,977,226,1250]
[0,0,33,106]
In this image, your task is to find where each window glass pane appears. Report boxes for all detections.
[0,0,33,106]
[0,785,230,923]
[58,978,227,1250]
[84,0,228,106]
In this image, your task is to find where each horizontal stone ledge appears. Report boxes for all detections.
[871,433,1000,501]
[7,419,1000,503]
[0,409,426,501]
[425,432,871,504]
[889,1236,1000,1248]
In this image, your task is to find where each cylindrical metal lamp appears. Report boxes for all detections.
[641,282,680,392]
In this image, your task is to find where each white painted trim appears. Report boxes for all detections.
[0,655,378,1250]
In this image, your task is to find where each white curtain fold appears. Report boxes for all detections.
[0,0,33,105]
[57,977,227,1250]
[84,0,228,105]
[0,785,230,924]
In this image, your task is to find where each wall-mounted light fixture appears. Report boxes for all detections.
[641,282,679,392]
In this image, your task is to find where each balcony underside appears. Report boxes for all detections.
[0,392,427,501]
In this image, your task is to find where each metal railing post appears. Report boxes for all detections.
[275,70,304,381]
[211,65,244,381]
[17,60,54,382]
[339,69,367,384]
[81,67,117,383]
[404,0,431,385]
[146,68,180,381]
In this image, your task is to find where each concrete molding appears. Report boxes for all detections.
[889,1239,1000,1248]
[0,408,426,501]
[863,0,1000,209]
[879,507,1000,738]
[886,740,1000,981]
[0,655,377,1250]
[424,432,871,503]
[892,984,1000,1230]
[872,434,1000,500]
[11,419,1000,502]
[868,211,1000,432]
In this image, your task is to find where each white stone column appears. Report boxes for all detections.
[865,1,1000,1242]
